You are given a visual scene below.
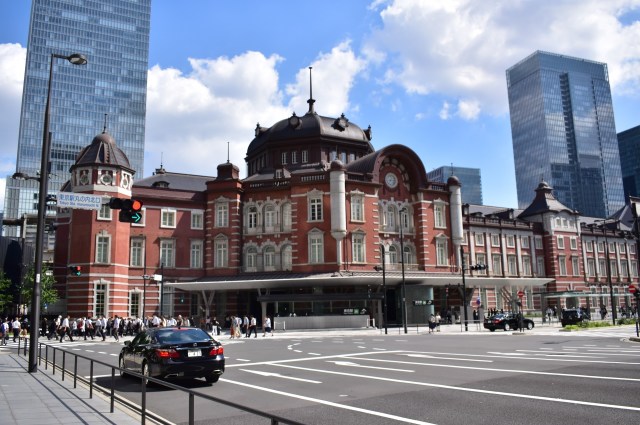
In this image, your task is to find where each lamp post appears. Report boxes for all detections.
[460,245,486,332]
[373,244,388,334]
[28,53,87,373]
[399,208,408,334]
[594,219,619,326]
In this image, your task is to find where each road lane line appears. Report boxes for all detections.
[405,354,492,362]
[403,350,640,365]
[347,356,640,382]
[224,350,406,368]
[240,369,322,383]
[273,364,640,412]
[328,360,413,373]
[222,378,437,425]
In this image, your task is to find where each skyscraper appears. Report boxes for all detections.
[3,0,151,237]
[428,165,483,205]
[506,51,625,217]
[618,125,640,200]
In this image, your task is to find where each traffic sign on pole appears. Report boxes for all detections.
[629,284,638,296]
[517,290,525,298]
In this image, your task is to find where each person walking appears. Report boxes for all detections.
[12,317,21,342]
[113,315,121,341]
[428,314,437,334]
[247,315,257,338]
[59,315,74,342]
[262,315,273,337]
[0,318,7,345]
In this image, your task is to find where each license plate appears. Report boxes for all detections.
[187,349,201,357]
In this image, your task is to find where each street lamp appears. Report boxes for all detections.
[399,208,408,334]
[459,245,486,332]
[28,52,87,374]
[373,244,388,334]
[594,219,619,326]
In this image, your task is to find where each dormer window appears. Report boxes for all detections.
[335,113,349,131]
[288,113,301,129]
[152,180,169,188]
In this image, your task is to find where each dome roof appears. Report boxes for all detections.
[71,131,133,172]
[247,111,373,156]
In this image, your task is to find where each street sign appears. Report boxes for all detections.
[413,300,433,306]
[517,290,525,298]
[57,193,103,210]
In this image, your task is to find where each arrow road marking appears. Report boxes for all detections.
[240,369,321,383]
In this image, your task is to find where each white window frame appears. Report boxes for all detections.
[506,235,515,248]
[491,234,500,247]
[97,204,111,221]
[160,239,176,268]
[521,236,529,249]
[434,203,446,228]
[130,237,144,267]
[302,150,308,163]
[245,247,258,272]
[281,151,287,165]
[557,236,565,249]
[216,203,228,228]
[191,210,204,230]
[475,253,487,274]
[436,237,448,266]
[619,243,626,254]
[507,255,517,276]
[388,245,398,265]
[536,257,545,277]
[94,282,107,318]
[351,195,364,222]
[571,256,580,276]
[282,203,292,231]
[631,260,638,277]
[264,246,276,270]
[474,233,484,247]
[96,234,111,264]
[587,258,596,277]
[291,151,298,164]
[522,256,532,276]
[309,232,324,264]
[309,197,323,222]
[585,240,593,252]
[534,236,543,249]
[215,237,228,268]
[282,245,293,271]
[247,206,258,230]
[190,240,203,269]
[161,209,177,229]
[492,254,502,275]
[558,256,567,276]
[570,237,577,250]
[352,233,365,263]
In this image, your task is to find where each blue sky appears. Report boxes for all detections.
[1,0,639,212]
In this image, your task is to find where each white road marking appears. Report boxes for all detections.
[240,369,322,384]
[236,358,251,362]
[404,354,492,363]
[223,378,437,425]
[328,360,413,373]
[274,364,640,412]
[308,352,321,356]
[348,356,640,382]
[405,350,640,365]
[294,350,302,353]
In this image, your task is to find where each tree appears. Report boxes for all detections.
[20,264,59,314]
[0,271,14,314]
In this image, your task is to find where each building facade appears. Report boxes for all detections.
[3,0,151,238]
[428,166,483,205]
[507,51,625,218]
[618,125,640,200]
[53,101,639,328]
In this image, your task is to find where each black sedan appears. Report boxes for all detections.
[483,313,534,332]
[119,327,225,384]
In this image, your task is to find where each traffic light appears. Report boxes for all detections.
[109,197,143,223]
[68,265,81,276]
[469,264,487,271]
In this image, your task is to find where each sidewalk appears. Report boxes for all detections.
[0,351,139,425]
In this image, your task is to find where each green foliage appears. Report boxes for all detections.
[617,318,637,325]
[20,264,59,310]
[0,271,14,313]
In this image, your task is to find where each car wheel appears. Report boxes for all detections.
[142,362,151,386]
[205,374,220,384]
[119,356,128,378]
[526,322,534,330]
[489,328,495,332]
[503,323,511,331]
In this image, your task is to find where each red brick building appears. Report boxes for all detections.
[52,100,640,327]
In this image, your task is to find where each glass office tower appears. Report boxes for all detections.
[506,51,624,217]
[428,166,483,205]
[3,0,151,236]
[618,125,640,200]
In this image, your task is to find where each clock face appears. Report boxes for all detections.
[385,172,398,188]
[100,173,113,185]
[79,173,89,185]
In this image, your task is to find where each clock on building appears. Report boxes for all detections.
[99,173,113,185]
[385,172,398,188]
[79,173,90,185]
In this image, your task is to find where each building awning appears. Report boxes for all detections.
[165,272,554,292]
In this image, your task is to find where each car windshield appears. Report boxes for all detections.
[154,328,212,344]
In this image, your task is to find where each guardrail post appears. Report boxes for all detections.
[62,351,66,381]
[189,393,194,425]
[89,361,94,399]
[73,356,78,388]
[45,345,48,370]
[141,374,146,425]
[52,349,56,375]
[110,369,115,413]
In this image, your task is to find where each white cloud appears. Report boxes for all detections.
[365,0,640,116]
[439,101,450,120]
[0,43,26,212]
[457,99,480,121]
[144,43,365,179]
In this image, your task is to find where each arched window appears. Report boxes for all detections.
[264,246,276,270]
[246,247,258,272]
[282,203,292,231]
[388,245,398,265]
[247,206,258,232]
[264,204,277,231]
[385,205,396,231]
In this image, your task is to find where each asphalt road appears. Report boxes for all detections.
[13,328,640,425]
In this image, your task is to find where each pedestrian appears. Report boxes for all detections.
[263,315,273,337]
[59,315,74,342]
[428,314,436,334]
[0,318,7,345]
[113,315,121,341]
[212,317,221,336]
[247,315,257,338]
[242,315,249,336]
[435,312,442,332]
[12,317,21,342]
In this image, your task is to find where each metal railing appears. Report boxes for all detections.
[17,337,304,425]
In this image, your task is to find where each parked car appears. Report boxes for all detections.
[560,309,589,327]
[483,313,534,332]
[119,327,225,384]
